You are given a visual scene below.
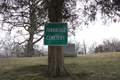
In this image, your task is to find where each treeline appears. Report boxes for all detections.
[0,37,120,58]
[95,38,120,53]
[76,37,120,54]
[0,37,47,58]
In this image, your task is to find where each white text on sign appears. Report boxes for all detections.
[46,28,66,32]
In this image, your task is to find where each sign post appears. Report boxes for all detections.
[44,23,68,46]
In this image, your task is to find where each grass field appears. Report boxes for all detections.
[0,52,120,80]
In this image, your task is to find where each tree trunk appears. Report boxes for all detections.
[48,46,70,77]
[27,1,35,57]
[27,31,34,57]
[47,0,71,77]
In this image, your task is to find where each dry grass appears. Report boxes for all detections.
[0,52,120,80]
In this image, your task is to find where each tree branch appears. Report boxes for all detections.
[33,35,44,45]
[18,40,27,45]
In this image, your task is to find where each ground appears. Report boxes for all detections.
[0,52,120,80]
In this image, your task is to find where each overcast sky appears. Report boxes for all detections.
[75,21,120,46]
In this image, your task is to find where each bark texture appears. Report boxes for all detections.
[27,30,34,57]
[47,0,70,77]
[48,46,70,77]
[27,1,35,57]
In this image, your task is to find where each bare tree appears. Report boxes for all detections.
[75,40,88,54]
[88,42,97,54]
[0,36,23,57]
[75,42,82,53]
[101,38,120,52]
[82,40,87,54]
[102,39,112,52]
[111,38,120,52]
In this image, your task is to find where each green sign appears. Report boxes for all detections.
[44,23,68,46]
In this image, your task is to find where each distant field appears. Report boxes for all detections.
[0,52,120,80]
